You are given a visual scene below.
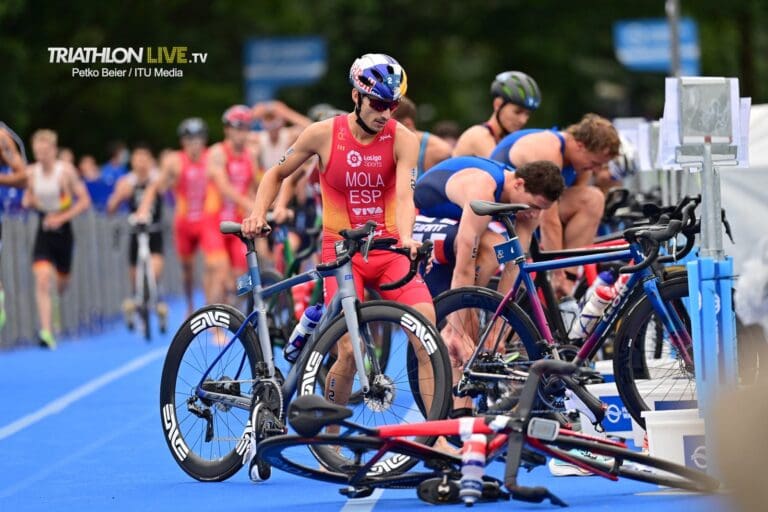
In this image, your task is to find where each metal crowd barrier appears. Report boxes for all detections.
[0,210,184,349]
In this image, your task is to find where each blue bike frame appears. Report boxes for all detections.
[498,235,693,366]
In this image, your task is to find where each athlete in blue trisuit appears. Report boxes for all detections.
[0,123,29,330]
[413,156,563,413]
[490,113,620,297]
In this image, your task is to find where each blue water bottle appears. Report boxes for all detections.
[283,304,323,363]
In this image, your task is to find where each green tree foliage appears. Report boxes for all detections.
[1,0,765,159]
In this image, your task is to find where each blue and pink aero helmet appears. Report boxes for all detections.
[349,53,408,102]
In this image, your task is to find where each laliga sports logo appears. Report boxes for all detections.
[347,150,362,168]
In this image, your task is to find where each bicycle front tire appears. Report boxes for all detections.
[612,277,695,428]
[159,303,263,481]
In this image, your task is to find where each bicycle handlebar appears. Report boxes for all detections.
[619,219,683,274]
[657,201,698,263]
[379,240,433,291]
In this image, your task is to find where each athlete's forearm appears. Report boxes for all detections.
[451,236,480,289]
[252,167,283,220]
[0,141,26,188]
[395,200,416,242]
[539,206,563,251]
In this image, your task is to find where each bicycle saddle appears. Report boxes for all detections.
[287,395,353,437]
[470,200,530,217]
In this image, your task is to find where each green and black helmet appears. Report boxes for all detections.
[491,71,541,110]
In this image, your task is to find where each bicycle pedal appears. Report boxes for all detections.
[339,486,374,499]
[417,477,460,504]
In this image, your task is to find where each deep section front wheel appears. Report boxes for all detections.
[159,303,263,481]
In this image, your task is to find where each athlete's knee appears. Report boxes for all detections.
[578,186,605,217]
[33,262,52,287]
[412,301,436,324]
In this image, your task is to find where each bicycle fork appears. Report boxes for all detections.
[335,266,371,394]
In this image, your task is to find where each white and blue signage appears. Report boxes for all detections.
[601,395,633,432]
[243,37,327,105]
[683,434,707,470]
[613,18,700,76]
[493,238,519,264]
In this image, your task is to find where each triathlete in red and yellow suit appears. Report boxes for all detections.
[319,114,431,306]
[217,140,257,272]
[243,54,447,429]
[174,149,226,263]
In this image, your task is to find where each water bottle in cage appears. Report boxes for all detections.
[580,270,615,307]
[568,285,616,340]
[283,304,323,363]
[558,296,580,333]
[460,433,487,506]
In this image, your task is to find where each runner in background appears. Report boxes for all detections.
[251,100,311,169]
[207,105,265,304]
[0,123,29,331]
[452,71,541,157]
[392,97,452,178]
[22,129,91,349]
[138,118,227,314]
[106,143,168,332]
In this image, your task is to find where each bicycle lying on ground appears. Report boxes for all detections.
[159,220,452,481]
[435,197,702,427]
[257,359,719,506]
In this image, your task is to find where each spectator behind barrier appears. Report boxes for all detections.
[94,140,129,211]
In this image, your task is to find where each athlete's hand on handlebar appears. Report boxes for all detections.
[128,212,151,225]
[400,237,423,260]
[241,211,272,239]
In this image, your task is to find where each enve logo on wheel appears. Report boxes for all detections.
[300,351,324,395]
[162,403,190,461]
[366,453,410,475]
[190,310,230,334]
[400,313,438,355]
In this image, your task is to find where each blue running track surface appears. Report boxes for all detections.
[0,297,731,511]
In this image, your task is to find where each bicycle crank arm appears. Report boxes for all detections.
[560,375,606,425]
